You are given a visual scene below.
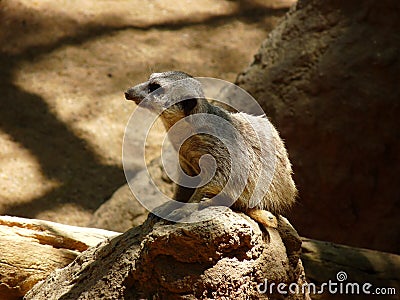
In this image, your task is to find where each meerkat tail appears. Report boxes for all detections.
[247,208,278,229]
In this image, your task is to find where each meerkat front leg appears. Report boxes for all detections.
[246,209,278,229]
[173,183,195,202]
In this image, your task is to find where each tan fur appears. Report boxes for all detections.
[125,71,297,223]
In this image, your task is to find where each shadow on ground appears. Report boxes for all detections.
[0,0,289,223]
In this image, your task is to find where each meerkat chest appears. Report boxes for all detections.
[183,138,231,182]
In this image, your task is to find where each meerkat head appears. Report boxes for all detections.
[125,71,209,128]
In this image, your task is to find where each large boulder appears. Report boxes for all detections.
[25,208,310,300]
[235,0,400,253]
[88,155,173,232]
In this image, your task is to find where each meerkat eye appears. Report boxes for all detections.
[148,82,162,93]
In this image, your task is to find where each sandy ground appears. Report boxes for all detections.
[0,0,293,226]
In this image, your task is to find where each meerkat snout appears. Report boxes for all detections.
[124,82,149,105]
[124,92,132,100]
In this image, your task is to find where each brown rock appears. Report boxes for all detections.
[88,154,174,232]
[88,183,148,232]
[25,207,310,300]
[235,0,400,253]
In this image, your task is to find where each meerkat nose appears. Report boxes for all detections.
[125,90,142,105]
[124,92,132,100]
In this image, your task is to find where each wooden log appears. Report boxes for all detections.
[301,238,400,299]
[0,215,118,300]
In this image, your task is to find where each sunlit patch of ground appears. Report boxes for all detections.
[0,0,293,225]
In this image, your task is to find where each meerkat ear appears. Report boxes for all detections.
[180,98,197,116]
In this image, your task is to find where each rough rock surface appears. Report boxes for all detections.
[25,208,309,300]
[88,183,148,232]
[235,0,400,253]
[88,146,175,231]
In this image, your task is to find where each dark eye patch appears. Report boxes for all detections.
[179,98,197,116]
[148,82,162,93]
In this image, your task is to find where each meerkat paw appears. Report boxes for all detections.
[166,203,201,221]
[198,197,214,208]
[166,198,214,221]
[247,209,278,229]
[151,200,185,219]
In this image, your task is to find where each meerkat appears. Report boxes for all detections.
[125,71,297,228]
